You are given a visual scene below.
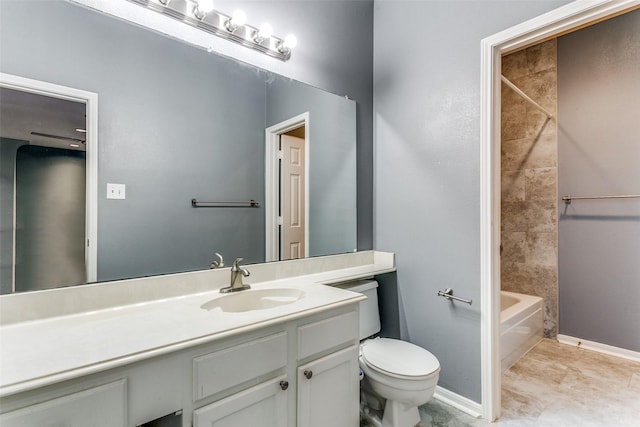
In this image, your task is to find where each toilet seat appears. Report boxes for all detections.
[361,338,440,380]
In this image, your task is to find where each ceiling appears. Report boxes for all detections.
[0,87,86,152]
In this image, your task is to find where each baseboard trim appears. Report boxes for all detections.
[433,386,482,419]
[557,334,640,363]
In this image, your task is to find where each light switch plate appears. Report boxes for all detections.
[107,183,126,199]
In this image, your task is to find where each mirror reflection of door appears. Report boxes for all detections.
[279,127,306,261]
[15,145,86,291]
[0,87,87,293]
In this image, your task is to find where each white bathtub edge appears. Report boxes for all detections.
[433,386,483,419]
[557,335,640,363]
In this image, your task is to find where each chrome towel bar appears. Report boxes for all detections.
[191,198,260,208]
[562,194,640,204]
[437,288,472,305]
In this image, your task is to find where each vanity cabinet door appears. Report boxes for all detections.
[193,376,289,427]
[297,345,359,427]
[0,380,126,427]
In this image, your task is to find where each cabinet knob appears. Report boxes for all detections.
[304,370,313,379]
[280,380,289,391]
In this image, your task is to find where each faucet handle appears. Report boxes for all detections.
[232,258,244,269]
[210,253,225,269]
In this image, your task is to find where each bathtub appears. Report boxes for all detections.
[501,291,543,371]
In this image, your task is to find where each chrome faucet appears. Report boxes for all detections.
[210,252,225,269]
[220,258,251,293]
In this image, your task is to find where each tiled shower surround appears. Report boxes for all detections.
[500,40,558,338]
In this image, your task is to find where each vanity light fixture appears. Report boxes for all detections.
[127,0,297,61]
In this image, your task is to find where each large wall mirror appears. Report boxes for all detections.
[0,1,356,294]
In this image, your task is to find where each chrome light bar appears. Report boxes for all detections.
[127,0,296,61]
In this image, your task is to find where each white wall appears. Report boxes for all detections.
[373,0,571,402]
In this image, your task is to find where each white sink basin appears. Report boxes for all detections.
[201,288,306,313]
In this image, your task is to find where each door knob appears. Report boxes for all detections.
[279,380,289,390]
[304,370,313,379]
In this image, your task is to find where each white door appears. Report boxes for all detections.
[280,134,306,260]
[193,376,289,427]
[297,345,359,427]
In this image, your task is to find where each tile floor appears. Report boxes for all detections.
[418,339,640,426]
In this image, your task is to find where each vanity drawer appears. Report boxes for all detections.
[0,380,126,427]
[193,332,287,401]
[298,310,358,360]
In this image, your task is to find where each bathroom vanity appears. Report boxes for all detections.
[0,251,394,426]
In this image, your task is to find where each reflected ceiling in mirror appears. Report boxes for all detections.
[0,0,356,293]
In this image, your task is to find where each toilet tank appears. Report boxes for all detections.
[337,280,381,340]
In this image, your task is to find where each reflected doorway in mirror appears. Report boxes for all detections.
[0,73,98,294]
[265,113,310,262]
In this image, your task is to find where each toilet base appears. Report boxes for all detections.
[381,399,420,427]
[360,391,420,427]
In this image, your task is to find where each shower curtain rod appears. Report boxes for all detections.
[501,75,554,119]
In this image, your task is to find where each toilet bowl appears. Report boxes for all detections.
[337,280,441,427]
[359,338,440,427]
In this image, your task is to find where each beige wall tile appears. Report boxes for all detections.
[501,201,529,232]
[516,69,557,115]
[526,232,558,266]
[501,38,558,338]
[502,170,526,201]
[502,232,527,263]
[525,201,557,233]
[526,40,557,74]
[502,86,528,141]
[501,134,557,171]
[502,48,529,80]
[501,262,557,297]
[525,167,557,201]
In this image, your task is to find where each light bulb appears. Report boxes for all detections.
[231,10,247,27]
[283,34,297,50]
[255,23,273,43]
[226,9,246,32]
[194,0,214,19]
[197,0,214,13]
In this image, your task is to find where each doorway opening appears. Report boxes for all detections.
[265,112,310,262]
[0,73,98,293]
[479,1,640,421]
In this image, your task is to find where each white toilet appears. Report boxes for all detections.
[340,280,440,427]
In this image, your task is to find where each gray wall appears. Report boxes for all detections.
[557,10,640,352]
[112,0,375,252]
[0,138,28,293]
[1,1,267,280]
[15,146,86,292]
[373,0,571,402]
[1,0,372,282]
[220,1,374,252]
[266,78,357,256]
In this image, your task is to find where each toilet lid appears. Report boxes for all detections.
[361,338,440,377]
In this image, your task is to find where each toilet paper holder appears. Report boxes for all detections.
[437,288,472,305]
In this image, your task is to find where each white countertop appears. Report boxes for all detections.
[0,251,395,397]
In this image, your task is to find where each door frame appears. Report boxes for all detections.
[0,72,98,284]
[479,0,640,421]
[265,112,310,262]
